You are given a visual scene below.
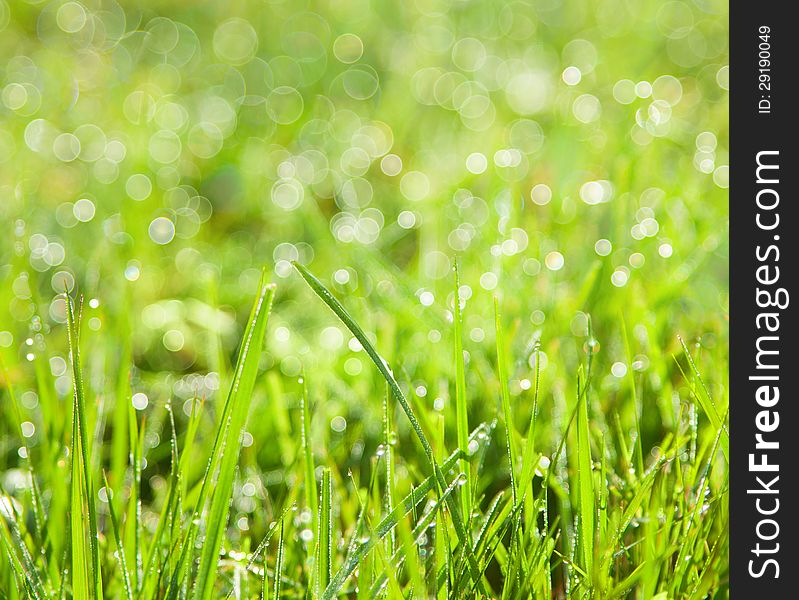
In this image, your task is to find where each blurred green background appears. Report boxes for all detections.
[1,0,727,550]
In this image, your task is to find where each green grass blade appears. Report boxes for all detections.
[382,385,396,552]
[111,337,132,496]
[494,297,517,506]
[65,294,102,598]
[300,378,318,533]
[575,368,595,587]
[519,342,542,520]
[453,261,472,519]
[621,317,645,477]
[317,468,332,596]
[273,522,285,600]
[193,278,275,600]
[125,401,143,594]
[293,261,434,463]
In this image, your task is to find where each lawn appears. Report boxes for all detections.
[0,0,728,598]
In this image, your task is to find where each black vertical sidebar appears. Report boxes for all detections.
[730,2,795,596]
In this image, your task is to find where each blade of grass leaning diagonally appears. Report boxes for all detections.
[292,262,486,593]
[292,262,434,466]
[65,293,103,599]
[193,277,275,600]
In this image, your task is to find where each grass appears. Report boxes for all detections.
[1,0,728,597]
[0,264,728,598]
[66,293,102,599]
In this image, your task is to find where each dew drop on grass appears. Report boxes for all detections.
[535,455,551,477]
[20,421,35,438]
